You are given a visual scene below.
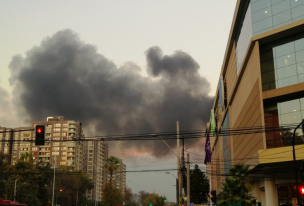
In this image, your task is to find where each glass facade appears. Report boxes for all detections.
[235,0,304,75]
[236,3,253,74]
[260,32,304,91]
[251,0,304,36]
[264,97,304,148]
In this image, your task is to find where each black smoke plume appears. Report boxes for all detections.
[9,30,214,157]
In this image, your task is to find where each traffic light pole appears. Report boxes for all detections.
[293,119,304,206]
[177,121,180,206]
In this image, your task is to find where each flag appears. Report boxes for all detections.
[204,131,211,165]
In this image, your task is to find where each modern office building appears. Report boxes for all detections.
[0,116,85,170]
[84,141,109,202]
[207,1,304,206]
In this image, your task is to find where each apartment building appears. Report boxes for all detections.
[0,116,84,170]
[84,141,109,202]
[0,127,14,164]
[112,159,126,199]
[207,1,304,206]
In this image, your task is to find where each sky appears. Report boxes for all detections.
[0,0,237,202]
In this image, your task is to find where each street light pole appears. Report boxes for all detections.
[52,142,58,206]
[93,164,97,206]
[165,172,178,206]
[14,179,18,202]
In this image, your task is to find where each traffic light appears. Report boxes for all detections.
[300,186,304,195]
[164,198,166,202]
[149,204,152,206]
[35,125,45,145]
[210,190,216,204]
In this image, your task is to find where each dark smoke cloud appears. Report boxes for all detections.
[9,29,214,157]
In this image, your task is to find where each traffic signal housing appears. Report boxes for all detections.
[164,198,166,202]
[300,186,304,195]
[35,125,45,146]
[210,190,216,204]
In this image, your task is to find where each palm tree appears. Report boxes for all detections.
[105,156,120,183]
[19,152,35,163]
[217,164,254,205]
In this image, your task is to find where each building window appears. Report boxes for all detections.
[264,97,304,148]
[251,0,304,36]
[54,124,61,127]
[260,32,304,91]
[54,128,60,132]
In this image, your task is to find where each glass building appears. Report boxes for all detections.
[207,0,304,206]
[236,0,304,74]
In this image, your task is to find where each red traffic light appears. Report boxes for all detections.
[300,186,304,195]
[37,128,42,133]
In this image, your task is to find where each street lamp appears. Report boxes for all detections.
[93,164,98,206]
[56,189,62,206]
[165,172,178,206]
[14,179,19,202]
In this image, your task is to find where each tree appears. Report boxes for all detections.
[4,152,44,205]
[4,152,93,206]
[125,187,133,203]
[183,164,209,204]
[0,152,10,199]
[102,182,124,206]
[138,190,150,205]
[48,166,94,206]
[129,193,140,206]
[142,193,166,206]
[217,164,254,205]
[105,156,120,182]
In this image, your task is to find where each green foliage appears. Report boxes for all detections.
[102,182,124,206]
[105,156,120,182]
[3,152,93,206]
[183,164,209,204]
[142,193,166,206]
[4,152,51,206]
[0,152,10,199]
[50,166,94,206]
[217,164,254,205]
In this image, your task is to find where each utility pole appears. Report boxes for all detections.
[181,138,184,206]
[76,191,78,206]
[176,121,180,206]
[52,143,57,206]
[93,163,98,206]
[14,179,18,202]
[293,119,304,205]
[187,153,190,206]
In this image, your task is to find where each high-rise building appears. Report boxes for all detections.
[112,159,126,199]
[0,127,14,164]
[83,141,109,202]
[0,116,84,170]
[208,1,304,206]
